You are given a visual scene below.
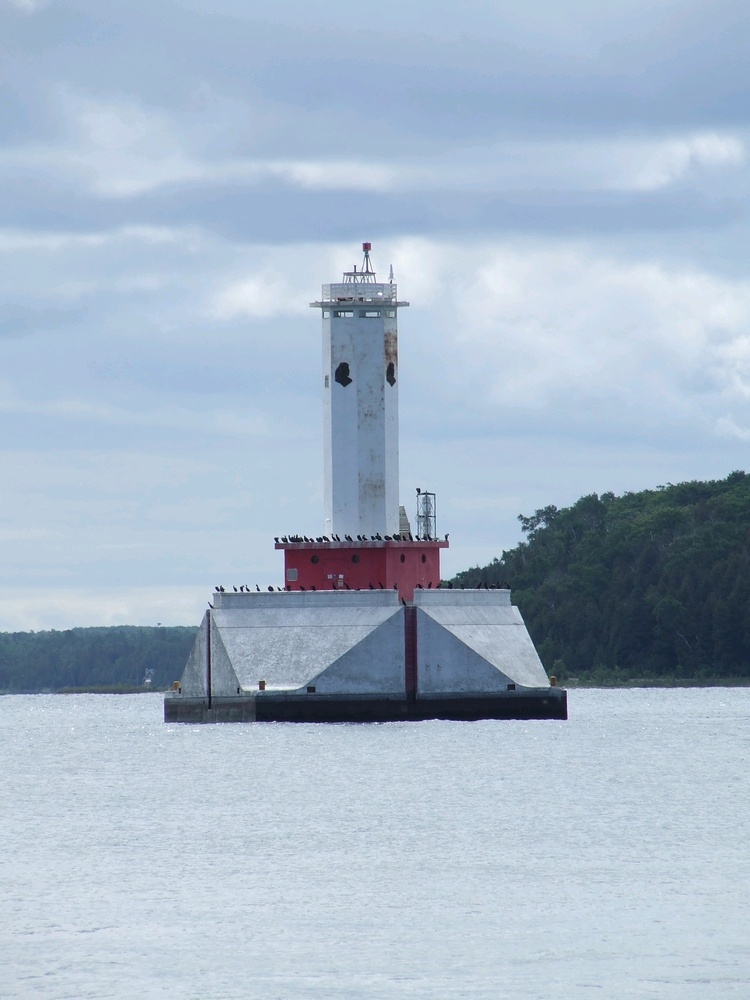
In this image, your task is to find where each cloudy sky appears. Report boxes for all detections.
[2,0,750,630]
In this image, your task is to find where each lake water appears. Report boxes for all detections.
[2,689,749,999]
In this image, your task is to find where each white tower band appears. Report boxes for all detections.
[312,243,408,538]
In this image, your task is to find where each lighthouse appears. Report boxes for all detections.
[165,244,566,724]
[321,242,402,539]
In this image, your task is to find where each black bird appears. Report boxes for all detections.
[344,582,351,589]
[239,585,244,592]
[220,586,225,592]
[445,533,449,541]
[428,581,433,588]
[408,533,413,541]
[215,586,220,592]
[401,598,406,606]
[274,537,279,543]
[208,602,214,609]
[384,535,392,541]
[378,582,384,589]
[282,536,288,543]
[233,586,238,592]
[268,586,274,592]
[369,583,374,590]
[393,583,398,589]
[417,583,423,589]
[300,585,306,591]
[255,584,260,592]
[310,585,316,591]
[375,533,382,541]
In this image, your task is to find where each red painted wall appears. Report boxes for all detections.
[276,540,447,601]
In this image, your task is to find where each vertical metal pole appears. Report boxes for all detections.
[206,612,212,709]
[404,605,417,708]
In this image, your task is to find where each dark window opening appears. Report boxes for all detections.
[351,554,360,563]
[421,554,427,564]
[311,555,319,564]
[335,362,352,386]
[400,554,406,563]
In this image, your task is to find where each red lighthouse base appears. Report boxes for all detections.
[276,539,448,601]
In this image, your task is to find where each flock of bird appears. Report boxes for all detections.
[209,580,510,608]
[274,533,449,543]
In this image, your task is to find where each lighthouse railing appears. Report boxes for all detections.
[319,282,399,304]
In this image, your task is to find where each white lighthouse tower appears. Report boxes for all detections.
[314,243,407,539]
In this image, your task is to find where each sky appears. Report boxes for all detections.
[2,0,750,630]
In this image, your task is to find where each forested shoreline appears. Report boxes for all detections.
[0,626,197,694]
[453,471,750,684]
[4,472,750,692]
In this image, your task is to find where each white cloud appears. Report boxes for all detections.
[2,88,743,198]
[0,387,273,437]
[7,0,49,11]
[715,416,750,441]
[212,270,310,320]
[394,240,750,418]
[615,133,745,191]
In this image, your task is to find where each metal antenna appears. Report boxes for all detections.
[342,242,377,283]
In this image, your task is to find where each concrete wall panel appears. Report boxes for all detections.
[179,612,208,696]
[207,618,242,697]
[415,590,550,690]
[311,610,405,695]
[205,592,403,692]
[417,610,513,694]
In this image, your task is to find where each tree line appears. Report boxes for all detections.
[451,470,750,683]
[0,625,197,693]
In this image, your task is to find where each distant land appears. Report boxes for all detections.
[0,626,197,694]
[454,471,750,686]
[3,473,750,692]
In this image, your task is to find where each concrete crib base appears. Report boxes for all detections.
[164,688,567,724]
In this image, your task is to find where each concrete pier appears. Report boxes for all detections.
[165,589,566,723]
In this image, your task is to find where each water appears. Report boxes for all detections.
[2,689,749,999]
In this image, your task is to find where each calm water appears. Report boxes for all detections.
[2,689,749,999]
